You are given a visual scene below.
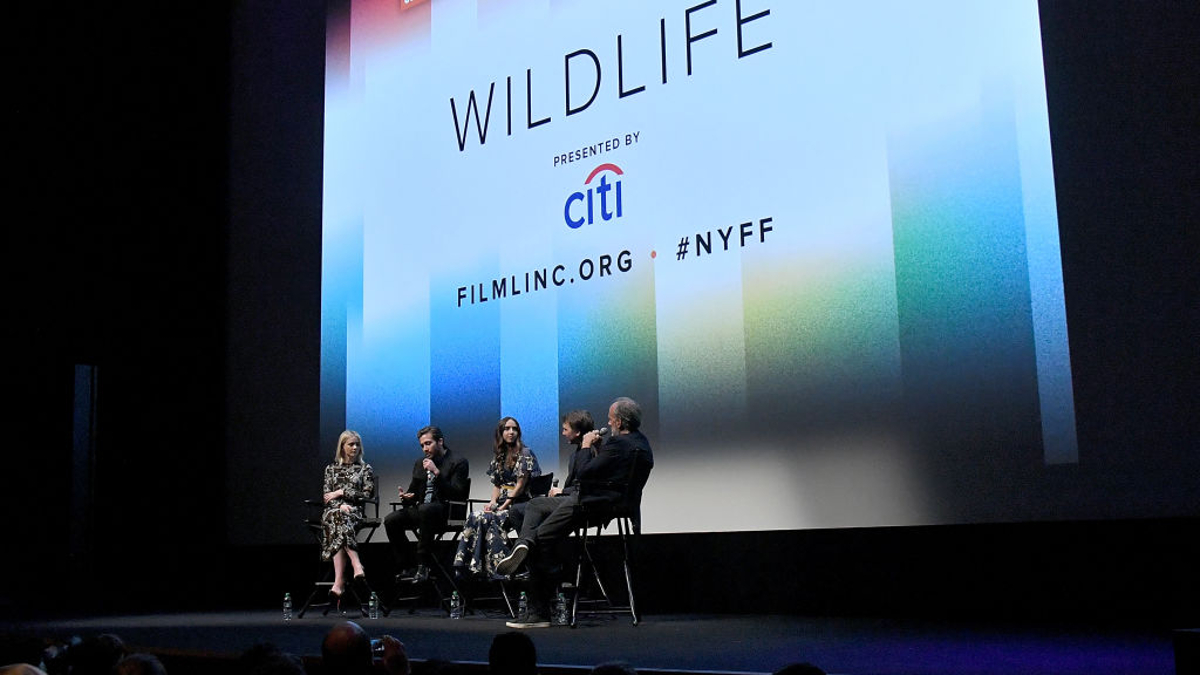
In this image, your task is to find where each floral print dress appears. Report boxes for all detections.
[320,461,375,561]
[453,448,540,578]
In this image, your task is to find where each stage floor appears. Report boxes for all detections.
[0,609,1179,675]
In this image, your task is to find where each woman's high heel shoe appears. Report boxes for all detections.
[351,574,370,602]
[327,587,344,614]
[352,573,387,617]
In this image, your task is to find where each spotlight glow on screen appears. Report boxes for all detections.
[320,0,1076,533]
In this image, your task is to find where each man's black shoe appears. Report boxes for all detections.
[397,564,429,583]
[505,611,551,629]
[495,543,529,576]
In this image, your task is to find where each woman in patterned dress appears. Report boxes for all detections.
[453,417,540,578]
[322,429,376,603]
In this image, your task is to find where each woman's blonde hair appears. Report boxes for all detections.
[335,430,364,464]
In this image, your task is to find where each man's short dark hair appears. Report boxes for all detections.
[322,621,372,675]
[68,633,127,675]
[562,410,595,435]
[415,425,448,446]
[239,643,306,675]
[114,653,168,675]
[489,631,537,675]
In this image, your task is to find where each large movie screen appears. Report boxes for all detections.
[321,0,1076,532]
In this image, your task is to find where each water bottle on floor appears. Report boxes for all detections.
[552,590,569,625]
[517,591,528,621]
[369,592,379,619]
[449,591,464,620]
[282,592,292,622]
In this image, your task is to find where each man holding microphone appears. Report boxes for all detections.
[384,425,470,582]
[496,397,653,627]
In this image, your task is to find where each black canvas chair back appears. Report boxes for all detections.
[580,445,653,532]
[526,471,556,499]
[618,447,653,533]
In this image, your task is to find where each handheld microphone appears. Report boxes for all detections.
[596,427,610,437]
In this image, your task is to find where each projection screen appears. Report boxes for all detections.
[320,0,1077,533]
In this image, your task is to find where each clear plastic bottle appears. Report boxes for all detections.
[517,591,529,621]
[369,592,379,619]
[449,591,463,620]
[282,592,292,621]
[552,591,569,625]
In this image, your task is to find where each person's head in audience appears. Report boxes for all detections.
[0,664,49,675]
[67,634,127,675]
[38,636,79,675]
[590,662,637,675]
[238,643,305,675]
[488,632,537,675]
[113,654,168,675]
[323,622,408,675]
[561,410,595,446]
[322,622,373,675]
[379,638,410,675]
[772,663,826,675]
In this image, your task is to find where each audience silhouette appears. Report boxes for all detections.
[113,653,168,675]
[238,643,305,675]
[322,621,408,675]
[3,627,825,675]
[488,632,538,675]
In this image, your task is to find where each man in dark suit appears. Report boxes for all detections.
[506,409,595,535]
[383,425,470,581]
[496,397,654,627]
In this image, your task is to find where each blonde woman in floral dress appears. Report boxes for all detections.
[322,430,375,606]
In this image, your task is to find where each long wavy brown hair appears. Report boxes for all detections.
[493,417,527,471]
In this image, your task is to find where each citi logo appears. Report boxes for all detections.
[564,163,624,229]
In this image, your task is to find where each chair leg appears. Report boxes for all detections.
[353,574,389,617]
[429,556,461,614]
[570,528,586,628]
[297,581,331,619]
[570,518,641,626]
[621,520,639,625]
[584,532,613,605]
[392,554,459,616]
[499,580,516,618]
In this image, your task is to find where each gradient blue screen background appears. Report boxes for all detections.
[320,0,1076,533]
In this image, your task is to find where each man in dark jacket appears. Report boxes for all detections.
[383,425,470,581]
[507,409,595,535]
